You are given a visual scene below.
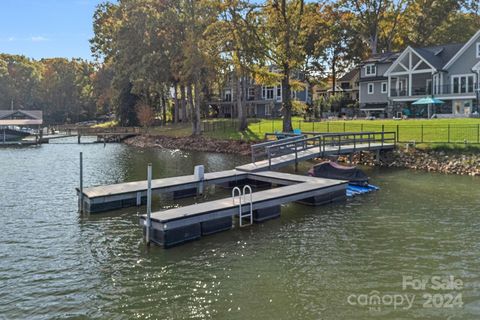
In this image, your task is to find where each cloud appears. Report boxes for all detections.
[8,37,16,42]
[31,36,49,42]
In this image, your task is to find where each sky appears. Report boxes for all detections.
[0,0,107,60]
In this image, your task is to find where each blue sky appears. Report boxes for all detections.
[0,0,106,60]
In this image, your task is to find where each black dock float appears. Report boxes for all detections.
[253,205,281,222]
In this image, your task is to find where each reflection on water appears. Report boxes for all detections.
[0,140,479,319]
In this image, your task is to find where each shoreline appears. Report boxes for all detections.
[125,135,480,176]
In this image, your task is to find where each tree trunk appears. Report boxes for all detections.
[180,84,187,122]
[192,82,201,135]
[370,32,378,55]
[282,68,293,132]
[173,83,179,123]
[331,52,337,96]
[236,71,247,131]
[161,92,167,125]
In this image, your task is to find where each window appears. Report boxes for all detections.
[381,82,387,93]
[224,89,232,102]
[367,83,374,94]
[365,64,376,76]
[477,42,480,58]
[276,85,282,101]
[248,87,255,100]
[452,75,475,94]
[262,86,274,100]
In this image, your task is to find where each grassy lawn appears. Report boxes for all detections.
[125,117,480,144]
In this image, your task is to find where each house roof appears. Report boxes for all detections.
[0,110,43,125]
[338,68,359,82]
[412,43,464,70]
[362,52,400,65]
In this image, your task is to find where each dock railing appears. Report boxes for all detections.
[264,131,396,169]
[251,134,307,163]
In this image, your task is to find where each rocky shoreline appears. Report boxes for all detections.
[124,135,253,156]
[336,148,480,176]
[125,135,480,176]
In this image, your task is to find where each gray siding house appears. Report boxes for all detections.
[208,69,311,118]
[358,52,400,117]
[359,29,480,118]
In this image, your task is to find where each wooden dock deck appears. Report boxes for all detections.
[139,172,347,247]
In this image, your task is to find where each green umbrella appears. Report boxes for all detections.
[412,97,445,118]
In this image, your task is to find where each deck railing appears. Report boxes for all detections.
[260,131,396,169]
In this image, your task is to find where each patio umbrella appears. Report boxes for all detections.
[412,97,445,118]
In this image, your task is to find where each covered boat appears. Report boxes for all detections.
[308,161,369,186]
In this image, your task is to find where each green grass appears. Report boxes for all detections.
[135,117,480,145]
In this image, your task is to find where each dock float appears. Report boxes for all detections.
[78,169,248,213]
[139,172,347,248]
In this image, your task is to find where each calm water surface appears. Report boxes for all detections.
[0,139,479,319]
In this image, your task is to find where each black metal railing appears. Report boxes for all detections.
[260,131,396,169]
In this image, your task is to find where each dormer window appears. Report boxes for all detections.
[477,42,480,58]
[365,64,376,76]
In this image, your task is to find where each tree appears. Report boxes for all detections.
[341,0,408,55]
[136,102,155,127]
[259,0,307,132]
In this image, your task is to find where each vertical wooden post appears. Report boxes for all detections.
[146,163,152,246]
[396,124,399,142]
[448,124,451,143]
[79,152,83,213]
[421,124,424,143]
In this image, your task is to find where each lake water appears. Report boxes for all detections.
[0,139,479,319]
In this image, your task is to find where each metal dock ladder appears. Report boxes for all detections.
[232,185,253,227]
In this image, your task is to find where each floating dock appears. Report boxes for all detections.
[77,131,396,248]
[138,171,347,248]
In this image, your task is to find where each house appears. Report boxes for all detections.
[209,69,311,118]
[338,68,360,102]
[359,29,480,118]
[358,52,400,117]
[312,77,343,101]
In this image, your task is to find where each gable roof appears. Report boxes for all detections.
[0,110,42,120]
[443,29,480,70]
[412,43,464,70]
[0,110,43,125]
[338,68,359,82]
[362,52,400,65]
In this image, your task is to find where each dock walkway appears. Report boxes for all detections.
[237,131,395,172]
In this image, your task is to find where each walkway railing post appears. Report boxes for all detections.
[268,147,272,170]
[146,163,152,246]
[294,142,299,172]
[79,152,83,213]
